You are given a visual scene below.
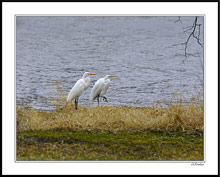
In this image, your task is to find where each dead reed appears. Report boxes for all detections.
[16,80,204,133]
[17,101,203,133]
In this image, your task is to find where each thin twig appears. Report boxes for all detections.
[179,17,203,63]
[174,16,182,23]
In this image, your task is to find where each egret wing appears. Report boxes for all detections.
[100,80,110,96]
[90,79,105,100]
[67,79,85,102]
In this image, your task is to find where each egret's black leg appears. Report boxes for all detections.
[102,96,108,103]
[77,98,79,109]
[75,98,79,110]
[74,99,77,110]
[97,96,99,106]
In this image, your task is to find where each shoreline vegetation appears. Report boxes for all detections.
[16,99,204,161]
[17,102,203,133]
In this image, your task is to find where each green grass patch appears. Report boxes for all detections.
[17,129,203,161]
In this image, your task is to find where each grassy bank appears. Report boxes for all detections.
[17,103,203,133]
[17,130,203,161]
[16,102,204,161]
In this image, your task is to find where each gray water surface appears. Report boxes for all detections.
[16,16,204,111]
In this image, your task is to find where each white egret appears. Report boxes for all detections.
[67,72,96,110]
[90,75,117,106]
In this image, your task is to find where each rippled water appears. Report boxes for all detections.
[16,16,204,111]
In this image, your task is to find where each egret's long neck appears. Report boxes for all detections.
[82,74,88,79]
[83,77,90,90]
[104,77,110,84]
[104,76,109,80]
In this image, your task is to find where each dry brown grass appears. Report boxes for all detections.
[17,100,203,133]
[16,80,204,133]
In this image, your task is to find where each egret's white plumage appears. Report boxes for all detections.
[67,72,96,109]
[90,75,117,105]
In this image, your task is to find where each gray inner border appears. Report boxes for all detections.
[14,14,205,163]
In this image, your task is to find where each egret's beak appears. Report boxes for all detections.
[88,73,96,75]
[109,75,117,78]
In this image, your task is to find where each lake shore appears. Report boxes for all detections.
[16,104,203,161]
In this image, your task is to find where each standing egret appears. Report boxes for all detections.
[90,75,117,106]
[67,72,96,110]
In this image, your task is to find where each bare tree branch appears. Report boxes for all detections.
[174,16,182,23]
[173,16,203,63]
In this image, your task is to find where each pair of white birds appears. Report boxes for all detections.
[66,72,117,110]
